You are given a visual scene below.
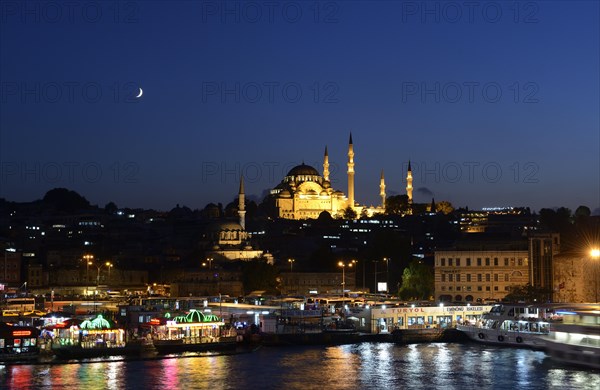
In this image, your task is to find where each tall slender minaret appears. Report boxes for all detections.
[347,133,355,207]
[380,169,386,209]
[323,146,330,181]
[406,160,413,204]
[238,175,246,230]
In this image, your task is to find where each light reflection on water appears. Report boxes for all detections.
[1,343,599,390]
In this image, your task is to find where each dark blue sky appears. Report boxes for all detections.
[1,0,599,213]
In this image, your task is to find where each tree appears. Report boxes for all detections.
[43,188,91,212]
[503,284,553,303]
[539,207,572,233]
[385,195,409,215]
[435,201,454,215]
[398,259,434,300]
[104,201,118,215]
[574,205,591,218]
[343,206,357,220]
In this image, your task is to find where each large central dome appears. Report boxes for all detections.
[287,164,320,177]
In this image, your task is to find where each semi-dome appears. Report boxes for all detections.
[287,164,320,177]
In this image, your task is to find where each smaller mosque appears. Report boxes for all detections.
[204,177,273,263]
[270,134,413,219]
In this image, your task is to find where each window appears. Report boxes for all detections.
[449,258,453,266]
[466,286,472,291]
[504,258,509,266]
[477,258,482,266]
[457,286,462,291]
[486,274,491,282]
[449,286,453,291]
[485,258,490,266]
[494,286,499,291]
[441,258,445,266]
[467,274,471,282]
[477,286,482,291]
[504,274,509,282]
[486,286,491,291]
[441,286,446,291]
[477,274,482,282]
[441,274,446,282]
[494,274,499,282]
[494,258,498,266]
[449,274,453,282]
[505,286,510,291]
[456,274,461,282]
[518,258,523,266]
[466,258,471,266]
[456,258,461,266]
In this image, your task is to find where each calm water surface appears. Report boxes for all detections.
[1,343,599,389]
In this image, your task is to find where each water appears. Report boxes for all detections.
[1,343,599,389]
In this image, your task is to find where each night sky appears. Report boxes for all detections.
[1,1,599,213]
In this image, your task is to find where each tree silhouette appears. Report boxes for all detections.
[343,206,357,220]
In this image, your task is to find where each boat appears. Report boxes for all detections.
[0,322,40,362]
[541,308,600,369]
[49,314,142,359]
[149,309,238,354]
[456,303,559,349]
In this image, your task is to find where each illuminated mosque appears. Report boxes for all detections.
[270,134,414,220]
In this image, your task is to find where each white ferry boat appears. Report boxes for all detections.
[456,303,558,349]
[541,309,600,370]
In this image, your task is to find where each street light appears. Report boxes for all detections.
[86,261,93,296]
[106,261,113,282]
[95,261,112,287]
[83,254,94,284]
[591,248,600,303]
[383,257,390,295]
[288,258,295,272]
[206,257,214,269]
[373,260,378,293]
[338,261,354,312]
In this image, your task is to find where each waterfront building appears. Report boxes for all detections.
[553,251,600,303]
[434,246,530,302]
[528,232,560,300]
[371,304,492,333]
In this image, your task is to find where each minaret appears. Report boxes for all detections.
[238,176,246,230]
[379,169,386,209]
[430,197,436,214]
[347,133,355,207]
[323,146,330,181]
[406,160,413,204]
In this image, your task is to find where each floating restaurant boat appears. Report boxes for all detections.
[0,322,40,362]
[150,309,238,354]
[456,303,557,349]
[541,309,600,370]
[49,314,142,359]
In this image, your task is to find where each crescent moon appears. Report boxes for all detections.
[136,87,143,98]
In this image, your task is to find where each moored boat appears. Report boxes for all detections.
[456,303,558,349]
[150,309,238,354]
[541,308,600,369]
[0,322,40,362]
[49,314,142,359]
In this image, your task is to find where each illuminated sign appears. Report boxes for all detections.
[12,330,32,337]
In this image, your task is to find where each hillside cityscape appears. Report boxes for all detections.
[1,179,598,304]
